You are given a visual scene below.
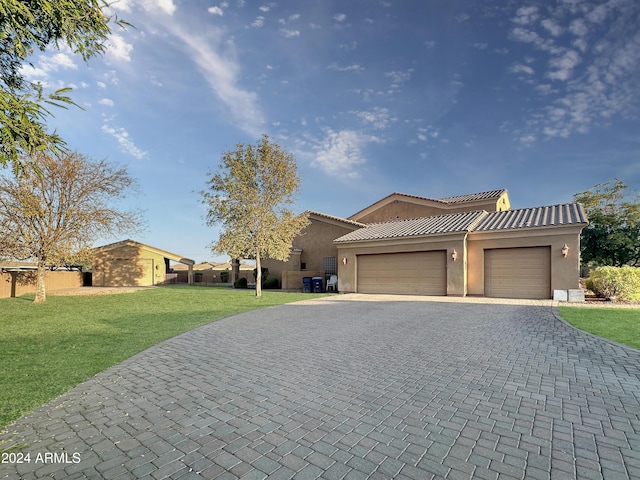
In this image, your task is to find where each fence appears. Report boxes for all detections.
[1,270,84,299]
[174,270,253,285]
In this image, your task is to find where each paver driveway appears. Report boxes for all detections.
[1,295,640,480]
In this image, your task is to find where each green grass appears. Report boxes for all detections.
[0,286,327,429]
[558,306,640,350]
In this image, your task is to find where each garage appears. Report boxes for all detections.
[357,251,447,295]
[484,247,551,299]
[104,258,153,286]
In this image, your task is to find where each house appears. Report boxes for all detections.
[263,190,588,299]
[91,239,195,287]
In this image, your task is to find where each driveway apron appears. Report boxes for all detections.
[1,295,640,480]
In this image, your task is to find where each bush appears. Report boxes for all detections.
[263,277,279,289]
[220,271,229,283]
[586,266,640,302]
[234,277,248,289]
[253,267,269,286]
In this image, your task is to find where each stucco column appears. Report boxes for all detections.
[188,264,194,285]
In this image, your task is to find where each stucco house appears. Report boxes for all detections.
[92,239,195,287]
[262,189,588,299]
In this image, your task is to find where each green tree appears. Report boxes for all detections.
[0,151,144,302]
[0,0,129,173]
[201,135,310,297]
[574,179,640,267]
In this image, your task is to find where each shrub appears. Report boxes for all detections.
[234,277,248,289]
[253,267,269,286]
[587,266,640,302]
[263,277,279,289]
[220,271,229,283]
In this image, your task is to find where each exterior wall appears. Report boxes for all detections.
[92,244,170,287]
[336,233,467,295]
[466,227,582,296]
[351,193,509,224]
[0,271,83,299]
[262,218,359,287]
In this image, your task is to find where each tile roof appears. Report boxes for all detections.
[334,210,487,243]
[438,189,508,204]
[307,210,367,227]
[474,203,588,231]
[334,203,588,243]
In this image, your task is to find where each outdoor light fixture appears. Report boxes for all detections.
[561,243,570,258]
[451,249,458,261]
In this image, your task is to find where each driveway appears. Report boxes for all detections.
[1,295,639,479]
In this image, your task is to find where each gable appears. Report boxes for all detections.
[349,190,509,223]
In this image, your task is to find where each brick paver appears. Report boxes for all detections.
[1,295,639,479]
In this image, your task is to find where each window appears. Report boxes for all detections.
[323,257,337,275]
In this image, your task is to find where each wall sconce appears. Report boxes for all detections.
[561,244,570,258]
[342,256,348,265]
[451,249,458,262]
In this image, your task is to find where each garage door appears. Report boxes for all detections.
[357,251,447,295]
[105,258,154,286]
[484,247,551,299]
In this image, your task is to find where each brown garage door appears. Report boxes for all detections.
[484,247,551,299]
[357,251,447,295]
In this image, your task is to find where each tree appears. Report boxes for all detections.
[0,0,129,174]
[201,135,310,297]
[574,179,640,267]
[0,151,144,302]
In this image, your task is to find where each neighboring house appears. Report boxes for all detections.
[264,190,589,299]
[92,239,195,287]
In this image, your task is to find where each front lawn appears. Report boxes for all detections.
[558,306,640,350]
[0,286,325,429]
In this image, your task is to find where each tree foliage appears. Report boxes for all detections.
[0,0,129,173]
[201,135,310,297]
[0,151,144,302]
[574,179,640,267]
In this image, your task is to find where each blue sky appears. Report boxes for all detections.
[21,0,640,263]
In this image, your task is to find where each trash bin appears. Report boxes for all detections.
[302,277,312,293]
[312,276,323,293]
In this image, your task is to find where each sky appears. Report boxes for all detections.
[19,0,640,263]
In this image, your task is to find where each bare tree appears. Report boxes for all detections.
[0,151,144,302]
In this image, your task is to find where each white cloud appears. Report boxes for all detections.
[251,16,265,27]
[98,98,114,107]
[510,63,535,75]
[106,34,133,62]
[259,3,274,12]
[101,123,147,160]
[512,6,539,25]
[280,29,300,38]
[163,23,264,137]
[334,13,346,22]
[19,52,77,83]
[311,129,381,179]
[97,81,107,89]
[541,18,562,36]
[328,64,364,72]
[353,107,394,130]
[547,50,580,81]
[208,6,224,15]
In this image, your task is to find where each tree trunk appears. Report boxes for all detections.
[255,250,262,298]
[34,261,47,303]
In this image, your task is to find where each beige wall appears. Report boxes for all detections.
[336,233,468,295]
[466,227,582,296]
[262,217,359,287]
[336,225,582,298]
[352,193,509,224]
[93,244,170,287]
[0,271,83,299]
